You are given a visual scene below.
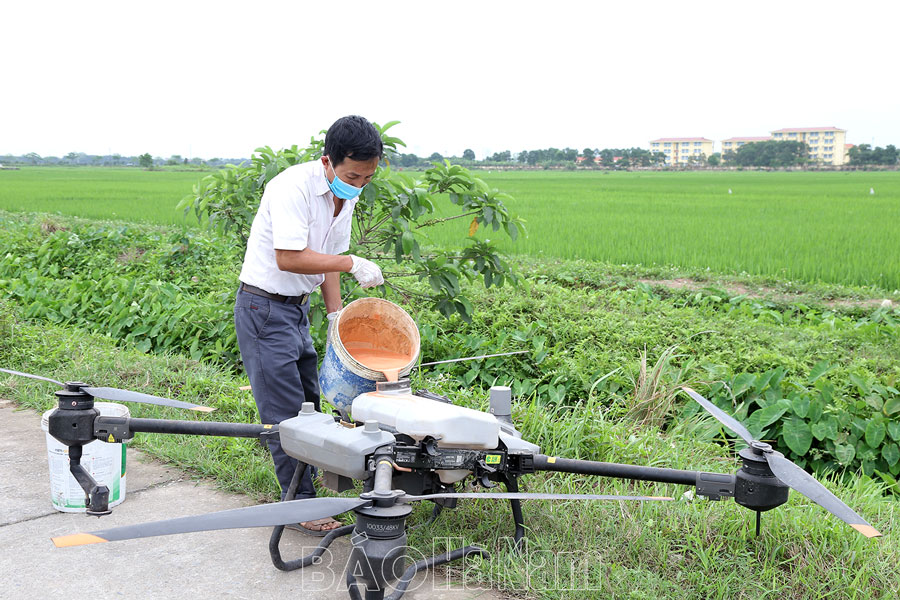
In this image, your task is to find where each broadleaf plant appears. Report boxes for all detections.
[179,121,525,324]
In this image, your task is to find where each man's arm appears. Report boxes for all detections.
[276,248,383,290]
[275,248,353,275]
[320,271,342,314]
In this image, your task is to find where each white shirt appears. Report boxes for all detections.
[239,160,357,296]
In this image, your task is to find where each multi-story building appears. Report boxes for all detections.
[844,144,855,164]
[649,137,714,165]
[721,136,772,156]
[770,127,847,166]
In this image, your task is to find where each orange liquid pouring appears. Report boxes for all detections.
[344,343,410,382]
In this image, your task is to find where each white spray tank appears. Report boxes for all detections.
[351,382,501,484]
[351,388,499,449]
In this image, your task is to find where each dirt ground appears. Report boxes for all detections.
[637,278,894,310]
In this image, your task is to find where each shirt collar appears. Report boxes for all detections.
[314,160,331,197]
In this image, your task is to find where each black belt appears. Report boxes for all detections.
[241,283,309,305]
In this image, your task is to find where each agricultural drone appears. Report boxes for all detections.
[1,366,883,600]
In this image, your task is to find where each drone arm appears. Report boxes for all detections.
[94,416,279,442]
[532,455,735,498]
[67,444,111,516]
[533,454,698,484]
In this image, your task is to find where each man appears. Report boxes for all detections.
[234,115,384,534]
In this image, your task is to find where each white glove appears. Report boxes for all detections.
[349,255,384,288]
[326,310,340,339]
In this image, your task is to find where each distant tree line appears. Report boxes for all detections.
[848,144,899,166]
[723,140,809,168]
[387,146,666,169]
[0,152,248,169]
[5,142,898,171]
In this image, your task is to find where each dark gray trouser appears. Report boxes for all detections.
[234,286,318,500]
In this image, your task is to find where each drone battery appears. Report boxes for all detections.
[278,404,395,480]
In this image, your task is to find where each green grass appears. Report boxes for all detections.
[425,170,900,290]
[1,300,897,599]
[0,167,201,226]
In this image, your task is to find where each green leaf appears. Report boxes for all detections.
[401,231,414,254]
[791,394,810,418]
[833,442,856,465]
[806,396,824,423]
[862,459,877,477]
[850,417,867,439]
[746,403,789,438]
[864,394,884,411]
[874,470,900,495]
[883,396,900,416]
[807,360,833,384]
[754,369,777,392]
[888,421,900,441]
[782,417,813,455]
[865,419,886,448]
[882,443,900,467]
[753,403,789,428]
[811,416,838,441]
[731,373,755,397]
[849,373,871,396]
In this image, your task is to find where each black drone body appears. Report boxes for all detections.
[1,368,882,599]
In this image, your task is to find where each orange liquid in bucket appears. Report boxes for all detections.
[343,343,411,382]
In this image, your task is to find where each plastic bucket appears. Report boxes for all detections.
[319,297,420,413]
[41,402,129,512]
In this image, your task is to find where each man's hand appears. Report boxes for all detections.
[349,255,384,288]
[326,310,340,339]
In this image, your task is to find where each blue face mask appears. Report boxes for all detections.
[326,159,366,200]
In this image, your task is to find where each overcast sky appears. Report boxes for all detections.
[2,0,898,160]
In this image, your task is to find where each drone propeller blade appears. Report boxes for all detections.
[0,368,64,387]
[400,492,674,503]
[52,497,369,547]
[82,386,215,412]
[680,388,881,537]
[681,387,754,445]
[764,451,881,537]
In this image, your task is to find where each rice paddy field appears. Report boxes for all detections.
[428,170,900,290]
[2,167,899,289]
[0,167,202,225]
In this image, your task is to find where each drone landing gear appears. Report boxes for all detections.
[271,457,491,599]
[67,444,112,516]
[268,462,356,571]
[501,474,526,550]
[346,544,489,600]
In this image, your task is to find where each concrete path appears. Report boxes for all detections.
[0,401,504,600]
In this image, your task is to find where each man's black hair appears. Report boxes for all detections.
[325,115,383,166]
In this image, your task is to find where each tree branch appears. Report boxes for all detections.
[384,281,432,301]
[382,271,426,278]
[415,211,480,229]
